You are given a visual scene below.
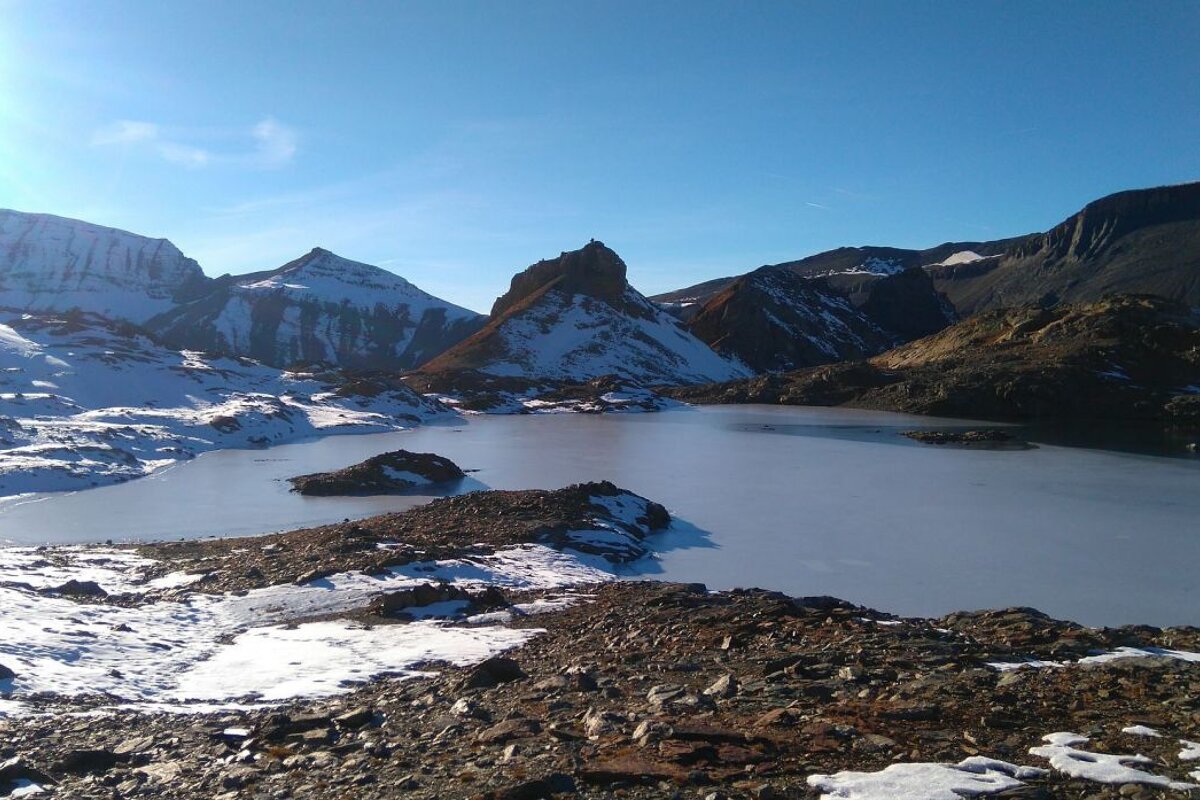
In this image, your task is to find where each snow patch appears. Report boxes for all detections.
[807,756,1045,799]
[1029,732,1197,789]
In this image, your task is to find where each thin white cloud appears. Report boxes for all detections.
[805,201,831,210]
[90,120,159,146]
[157,142,212,168]
[90,117,297,169]
[251,118,297,168]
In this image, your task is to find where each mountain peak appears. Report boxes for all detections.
[490,240,627,318]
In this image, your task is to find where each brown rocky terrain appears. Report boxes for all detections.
[137,481,669,594]
[4,579,1199,799]
[668,295,1200,428]
[288,450,465,496]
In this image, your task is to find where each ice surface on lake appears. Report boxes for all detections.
[1,407,1198,626]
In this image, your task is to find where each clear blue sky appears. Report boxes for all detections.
[2,1,1198,313]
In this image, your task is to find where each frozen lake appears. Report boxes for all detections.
[2,405,1197,627]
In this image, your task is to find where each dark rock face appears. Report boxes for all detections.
[669,294,1200,424]
[490,240,629,318]
[288,450,465,496]
[932,181,1200,314]
[685,267,895,372]
[857,268,957,340]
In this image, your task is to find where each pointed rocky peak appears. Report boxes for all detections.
[491,240,629,318]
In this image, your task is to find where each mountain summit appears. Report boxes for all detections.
[418,241,750,385]
[147,248,485,370]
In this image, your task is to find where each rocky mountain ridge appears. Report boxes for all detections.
[654,181,1200,329]
[0,210,485,371]
[684,267,896,372]
[146,248,485,371]
[668,294,1200,426]
[416,241,750,387]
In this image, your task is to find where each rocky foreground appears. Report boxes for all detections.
[3,486,1200,799]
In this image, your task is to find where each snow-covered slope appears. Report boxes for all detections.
[0,309,447,497]
[0,210,206,323]
[147,248,485,370]
[419,241,750,385]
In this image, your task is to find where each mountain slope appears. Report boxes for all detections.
[145,248,485,370]
[417,241,750,385]
[652,239,1024,312]
[0,210,206,323]
[930,182,1200,314]
[669,295,1200,423]
[0,309,446,496]
[685,266,895,372]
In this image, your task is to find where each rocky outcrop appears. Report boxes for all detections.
[146,248,485,370]
[685,267,895,372]
[0,210,206,323]
[416,241,750,386]
[490,240,630,318]
[669,295,1200,424]
[288,450,465,496]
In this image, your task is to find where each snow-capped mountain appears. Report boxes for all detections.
[0,309,447,496]
[147,248,485,370]
[418,241,751,385]
[686,267,896,372]
[0,210,207,324]
[0,209,486,370]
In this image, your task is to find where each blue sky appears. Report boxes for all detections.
[2,1,1198,313]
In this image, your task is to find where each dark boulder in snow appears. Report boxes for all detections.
[48,579,108,598]
[288,449,465,496]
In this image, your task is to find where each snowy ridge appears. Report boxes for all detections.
[479,287,750,384]
[808,256,909,278]
[148,248,485,370]
[0,210,204,324]
[0,310,447,498]
[231,248,476,318]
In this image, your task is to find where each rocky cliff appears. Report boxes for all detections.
[932,182,1200,314]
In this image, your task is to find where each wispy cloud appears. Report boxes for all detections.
[90,120,159,146]
[804,201,831,210]
[90,117,298,169]
[251,118,297,168]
